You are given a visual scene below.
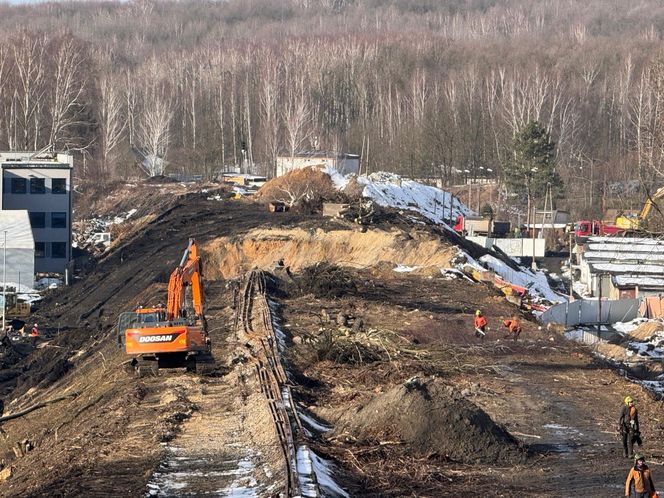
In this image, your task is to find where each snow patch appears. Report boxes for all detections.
[478,254,565,303]
[326,169,471,229]
[297,446,349,498]
[393,265,418,273]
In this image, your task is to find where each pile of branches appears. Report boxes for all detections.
[298,263,357,298]
[312,328,421,366]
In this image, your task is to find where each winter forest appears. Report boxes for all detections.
[2,0,664,217]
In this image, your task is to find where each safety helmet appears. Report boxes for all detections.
[475,310,482,316]
[624,396,633,405]
[33,323,38,327]
[634,453,644,461]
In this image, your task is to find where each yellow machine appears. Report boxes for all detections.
[3,290,30,319]
[615,186,664,230]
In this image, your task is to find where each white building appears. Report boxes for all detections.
[0,151,73,274]
[276,152,360,177]
[577,236,664,298]
[0,210,34,286]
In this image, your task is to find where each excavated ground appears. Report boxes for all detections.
[0,184,660,497]
[280,270,664,497]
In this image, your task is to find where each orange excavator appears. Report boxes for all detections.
[117,238,215,376]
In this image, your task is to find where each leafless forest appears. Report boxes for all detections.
[2,0,664,215]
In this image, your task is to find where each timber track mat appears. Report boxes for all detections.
[234,270,323,497]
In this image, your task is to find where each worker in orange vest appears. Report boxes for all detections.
[474,310,488,340]
[625,453,657,498]
[502,317,522,341]
[29,323,39,337]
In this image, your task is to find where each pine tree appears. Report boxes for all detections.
[503,121,563,217]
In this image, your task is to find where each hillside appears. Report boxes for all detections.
[0,173,660,496]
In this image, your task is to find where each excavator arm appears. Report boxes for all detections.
[639,186,664,221]
[166,238,204,321]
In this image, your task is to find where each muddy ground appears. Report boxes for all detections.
[0,184,660,497]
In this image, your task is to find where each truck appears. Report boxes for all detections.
[573,220,623,237]
[117,239,215,376]
[454,215,511,237]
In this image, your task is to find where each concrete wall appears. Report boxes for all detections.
[276,156,359,177]
[467,236,546,257]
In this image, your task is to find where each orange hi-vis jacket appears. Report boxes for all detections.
[625,465,655,496]
[503,319,522,334]
[474,316,487,329]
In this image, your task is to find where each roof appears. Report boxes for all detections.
[583,251,664,263]
[0,210,34,249]
[612,275,664,289]
[0,151,73,169]
[589,262,664,274]
[278,151,360,160]
[586,236,664,244]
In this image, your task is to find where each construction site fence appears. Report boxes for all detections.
[541,298,641,327]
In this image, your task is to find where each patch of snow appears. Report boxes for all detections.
[325,167,350,190]
[478,254,566,303]
[297,446,349,498]
[393,265,418,273]
[299,410,332,433]
[612,319,647,334]
[325,170,471,229]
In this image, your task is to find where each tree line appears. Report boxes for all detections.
[2,0,664,217]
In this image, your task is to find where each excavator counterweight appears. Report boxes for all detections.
[117,239,215,376]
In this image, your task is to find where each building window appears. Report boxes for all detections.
[30,178,45,194]
[51,242,67,259]
[51,212,67,229]
[11,178,26,194]
[52,178,67,194]
[29,212,46,229]
[35,242,45,258]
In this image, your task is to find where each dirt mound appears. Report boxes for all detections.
[592,342,630,361]
[255,167,340,209]
[628,321,664,341]
[336,378,525,464]
[203,227,457,279]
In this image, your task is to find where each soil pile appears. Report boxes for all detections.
[255,167,339,209]
[628,321,663,341]
[336,378,525,464]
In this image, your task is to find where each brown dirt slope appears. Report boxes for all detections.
[336,378,526,464]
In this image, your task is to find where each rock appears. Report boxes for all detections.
[292,335,303,345]
[0,467,12,481]
[336,313,349,326]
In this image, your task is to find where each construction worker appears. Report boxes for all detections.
[474,310,487,340]
[502,316,522,341]
[625,453,658,498]
[619,396,642,458]
[29,323,38,337]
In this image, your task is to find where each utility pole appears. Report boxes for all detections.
[531,205,537,270]
[568,231,574,301]
[2,231,6,332]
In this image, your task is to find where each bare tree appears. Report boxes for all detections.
[136,74,173,177]
[47,35,87,148]
[97,69,126,178]
[10,31,46,150]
